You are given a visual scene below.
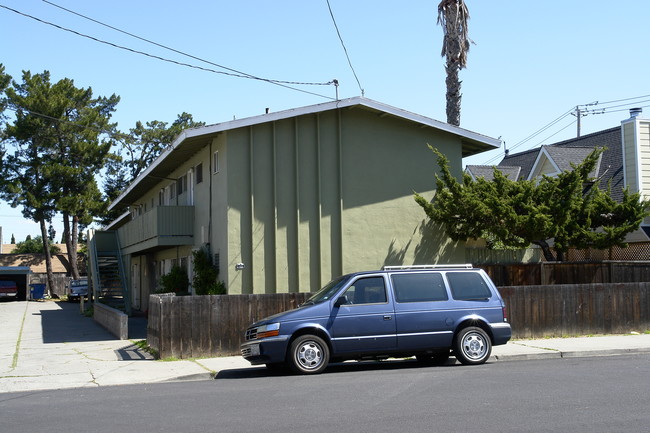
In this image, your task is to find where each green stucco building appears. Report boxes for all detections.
[102,97,499,312]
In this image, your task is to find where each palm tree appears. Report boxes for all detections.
[437,0,471,126]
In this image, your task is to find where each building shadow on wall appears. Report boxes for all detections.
[383,219,462,266]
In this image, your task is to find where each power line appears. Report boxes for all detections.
[477,95,650,166]
[326,0,364,96]
[508,108,575,152]
[585,94,650,107]
[41,0,333,88]
[1,3,336,100]
[584,99,650,114]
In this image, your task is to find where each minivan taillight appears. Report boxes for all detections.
[502,306,508,322]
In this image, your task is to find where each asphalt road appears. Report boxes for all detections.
[2,355,649,433]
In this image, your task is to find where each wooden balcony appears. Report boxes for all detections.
[117,206,194,254]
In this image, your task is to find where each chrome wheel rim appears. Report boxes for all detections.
[295,340,324,370]
[461,331,487,360]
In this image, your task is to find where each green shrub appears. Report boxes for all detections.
[158,266,189,295]
[192,246,226,295]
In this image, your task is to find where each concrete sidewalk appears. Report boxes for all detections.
[1,300,649,393]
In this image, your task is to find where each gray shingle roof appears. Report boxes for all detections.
[496,127,624,201]
[466,165,521,181]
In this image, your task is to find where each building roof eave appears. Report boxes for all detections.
[108,97,500,210]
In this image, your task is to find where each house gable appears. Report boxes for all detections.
[527,146,600,181]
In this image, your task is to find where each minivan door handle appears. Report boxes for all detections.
[383,315,392,321]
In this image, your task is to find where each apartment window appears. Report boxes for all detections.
[177,173,188,195]
[196,163,203,184]
[159,189,164,206]
[169,182,177,200]
[213,151,220,174]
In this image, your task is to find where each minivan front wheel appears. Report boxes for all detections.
[454,327,491,365]
[288,335,330,374]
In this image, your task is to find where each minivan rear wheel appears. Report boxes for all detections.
[454,326,491,365]
[288,335,330,374]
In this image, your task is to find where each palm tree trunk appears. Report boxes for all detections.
[438,0,470,127]
[445,64,462,126]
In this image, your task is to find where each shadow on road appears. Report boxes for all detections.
[215,358,461,379]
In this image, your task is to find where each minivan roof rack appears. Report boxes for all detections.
[382,264,473,270]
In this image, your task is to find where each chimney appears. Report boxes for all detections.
[629,107,642,118]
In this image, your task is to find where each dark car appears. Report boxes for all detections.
[68,279,89,302]
[0,280,18,300]
[241,265,511,374]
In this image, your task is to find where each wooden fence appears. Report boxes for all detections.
[480,261,650,286]
[500,283,650,339]
[147,282,650,359]
[148,292,311,359]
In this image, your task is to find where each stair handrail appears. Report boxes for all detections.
[113,230,131,315]
[87,229,102,305]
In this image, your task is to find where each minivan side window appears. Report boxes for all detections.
[343,277,387,305]
[391,273,448,303]
[446,272,492,301]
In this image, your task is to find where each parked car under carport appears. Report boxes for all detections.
[0,266,30,301]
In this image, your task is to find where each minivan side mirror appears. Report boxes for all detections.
[334,295,349,307]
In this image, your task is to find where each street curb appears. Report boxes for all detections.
[559,347,650,358]
[491,352,561,362]
[492,347,650,362]
[161,372,216,383]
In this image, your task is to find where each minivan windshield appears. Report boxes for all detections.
[303,275,350,305]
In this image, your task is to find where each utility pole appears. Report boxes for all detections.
[572,105,587,137]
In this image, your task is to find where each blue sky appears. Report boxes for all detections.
[1,0,649,242]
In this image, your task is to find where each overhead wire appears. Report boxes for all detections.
[586,94,650,107]
[41,0,333,88]
[326,0,364,96]
[1,3,336,100]
[476,95,649,166]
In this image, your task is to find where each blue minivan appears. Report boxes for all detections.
[241,265,511,374]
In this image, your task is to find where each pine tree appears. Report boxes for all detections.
[415,147,650,261]
[1,69,118,285]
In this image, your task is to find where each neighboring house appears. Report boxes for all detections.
[100,97,499,311]
[465,108,650,241]
[0,244,75,298]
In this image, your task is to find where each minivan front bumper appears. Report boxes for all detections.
[241,335,290,365]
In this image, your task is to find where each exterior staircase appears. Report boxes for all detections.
[87,230,131,315]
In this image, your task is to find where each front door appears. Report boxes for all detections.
[329,276,396,353]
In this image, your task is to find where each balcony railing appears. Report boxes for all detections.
[118,206,194,254]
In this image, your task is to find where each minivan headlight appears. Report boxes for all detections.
[256,323,280,339]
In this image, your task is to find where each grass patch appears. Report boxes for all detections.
[131,339,159,359]
[83,305,94,317]
[11,302,29,369]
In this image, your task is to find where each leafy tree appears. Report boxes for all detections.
[414,147,649,261]
[101,112,205,225]
[437,0,471,126]
[13,235,61,254]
